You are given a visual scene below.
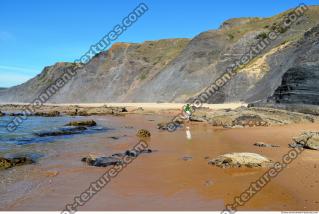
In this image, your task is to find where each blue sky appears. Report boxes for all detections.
[0,0,318,87]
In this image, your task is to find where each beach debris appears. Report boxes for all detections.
[290,131,319,150]
[136,129,151,138]
[35,126,87,137]
[208,152,272,168]
[253,142,280,147]
[65,120,97,127]
[0,156,34,170]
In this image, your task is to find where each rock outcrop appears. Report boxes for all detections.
[208,152,272,168]
[290,131,319,150]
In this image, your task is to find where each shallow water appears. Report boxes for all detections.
[0,115,107,153]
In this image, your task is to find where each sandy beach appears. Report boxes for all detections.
[1,110,319,211]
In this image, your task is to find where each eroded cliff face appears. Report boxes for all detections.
[1,6,319,104]
[268,24,319,105]
[271,65,319,104]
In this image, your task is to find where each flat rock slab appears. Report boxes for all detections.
[209,152,272,168]
[290,131,319,150]
[35,126,87,137]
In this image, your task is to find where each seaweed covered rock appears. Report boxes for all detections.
[66,120,97,127]
[208,152,272,168]
[0,156,34,170]
[136,129,151,138]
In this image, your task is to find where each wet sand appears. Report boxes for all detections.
[1,113,319,211]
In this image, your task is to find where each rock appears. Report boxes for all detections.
[125,149,152,157]
[121,107,128,112]
[290,131,319,150]
[124,126,134,129]
[271,65,319,105]
[77,111,89,116]
[0,158,12,170]
[189,116,207,122]
[232,115,268,127]
[82,155,122,167]
[34,111,60,117]
[82,149,152,167]
[9,112,24,116]
[157,123,168,130]
[182,156,192,161]
[81,154,98,164]
[208,152,272,168]
[0,156,34,170]
[232,125,244,128]
[93,156,123,167]
[0,111,5,116]
[136,129,151,138]
[204,179,214,187]
[157,121,182,130]
[254,142,280,147]
[109,136,120,140]
[35,126,87,137]
[66,120,97,127]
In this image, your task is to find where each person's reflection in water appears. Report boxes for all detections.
[186,126,192,140]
